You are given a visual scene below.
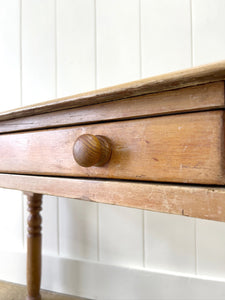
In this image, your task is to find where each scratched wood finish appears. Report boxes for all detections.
[25,192,42,300]
[0,110,224,185]
[0,174,224,222]
[0,81,224,134]
[0,60,225,122]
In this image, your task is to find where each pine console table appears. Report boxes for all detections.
[1,61,225,299]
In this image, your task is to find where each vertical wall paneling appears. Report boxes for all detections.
[196,219,225,279]
[57,0,98,261]
[99,204,143,267]
[57,0,95,97]
[96,0,140,88]
[59,198,98,260]
[0,0,21,111]
[42,196,59,255]
[0,0,23,253]
[22,0,56,105]
[145,211,196,274]
[192,0,225,65]
[0,189,23,252]
[96,0,143,267]
[141,0,192,77]
[22,0,58,256]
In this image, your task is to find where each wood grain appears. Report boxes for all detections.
[73,134,112,167]
[0,81,224,134]
[0,60,225,122]
[25,192,42,300]
[0,111,224,185]
[0,280,87,300]
[0,174,225,222]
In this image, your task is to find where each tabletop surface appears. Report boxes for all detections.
[0,60,225,122]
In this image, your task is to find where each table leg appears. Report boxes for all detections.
[24,192,43,300]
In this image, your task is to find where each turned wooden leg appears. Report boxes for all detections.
[25,192,43,300]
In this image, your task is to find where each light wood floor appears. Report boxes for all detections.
[0,280,89,300]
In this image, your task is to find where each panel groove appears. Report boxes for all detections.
[189,0,194,67]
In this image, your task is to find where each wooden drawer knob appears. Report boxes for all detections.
[73,134,112,167]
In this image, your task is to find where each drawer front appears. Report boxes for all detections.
[0,110,224,185]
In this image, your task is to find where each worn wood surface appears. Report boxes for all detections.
[0,81,224,134]
[25,192,43,300]
[0,174,225,222]
[0,60,225,122]
[0,110,224,185]
[0,280,87,300]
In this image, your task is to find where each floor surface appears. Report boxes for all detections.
[0,280,89,300]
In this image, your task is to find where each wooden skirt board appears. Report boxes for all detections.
[0,110,224,185]
[0,173,225,222]
[0,81,224,134]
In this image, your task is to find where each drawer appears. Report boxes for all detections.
[0,110,224,185]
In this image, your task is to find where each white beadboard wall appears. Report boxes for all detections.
[0,0,225,299]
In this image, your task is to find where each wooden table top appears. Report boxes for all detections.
[0,60,225,122]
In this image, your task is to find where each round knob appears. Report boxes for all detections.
[73,134,112,167]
